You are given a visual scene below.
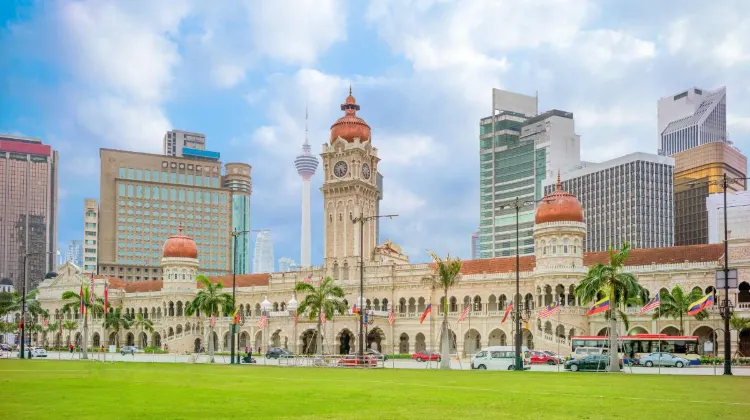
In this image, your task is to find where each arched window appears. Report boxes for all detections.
[551,239,558,254]
[563,239,569,254]
[332,263,339,281]
[342,263,349,281]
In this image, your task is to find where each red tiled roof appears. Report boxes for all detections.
[204,274,270,288]
[124,280,163,293]
[452,255,537,275]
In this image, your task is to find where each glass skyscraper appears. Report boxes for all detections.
[253,230,274,274]
[224,163,252,274]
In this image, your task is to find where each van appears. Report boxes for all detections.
[471,346,531,371]
[571,346,608,360]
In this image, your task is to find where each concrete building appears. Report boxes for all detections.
[82,198,99,273]
[658,87,727,156]
[253,230,274,274]
[294,109,319,268]
[479,89,580,259]
[673,142,747,246]
[163,130,206,157]
[65,240,83,267]
[0,278,14,345]
[0,134,58,290]
[707,191,750,243]
[278,257,298,272]
[97,148,232,281]
[470,232,479,260]
[544,152,674,252]
[223,163,252,275]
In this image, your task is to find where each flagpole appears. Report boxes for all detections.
[658,303,661,375]
[557,304,561,372]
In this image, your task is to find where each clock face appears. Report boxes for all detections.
[362,163,371,180]
[333,161,348,178]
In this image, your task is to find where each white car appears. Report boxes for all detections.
[31,348,48,358]
[471,346,531,371]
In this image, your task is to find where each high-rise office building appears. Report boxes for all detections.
[707,191,750,243]
[479,89,581,258]
[544,153,675,252]
[224,163,252,274]
[658,87,727,156]
[82,198,99,273]
[673,142,747,245]
[163,130,206,157]
[294,109,318,268]
[253,230,274,274]
[65,240,83,267]
[98,148,232,281]
[278,257,298,272]
[0,134,58,290]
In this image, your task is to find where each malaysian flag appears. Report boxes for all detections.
[89,272,95,304]
[320,309,326,325]
[257,313,268,329]
[294,311,299,326]
[638,294,661,315]
[103,281,109,315]
[303,276,312,283]
[210,313,216,328]
[42,317,48,328]
[538,301,560,319]
[501,301,513,324]
[457,305,470,322]
[388,309,395,326]
[79,284,85,316]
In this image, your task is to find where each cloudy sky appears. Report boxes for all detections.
[1,0,749,267]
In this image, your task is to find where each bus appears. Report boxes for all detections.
[571,334,701,365]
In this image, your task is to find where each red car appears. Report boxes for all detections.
[411,351,441,362]
[529,350,563,365]
[337,355,377,367]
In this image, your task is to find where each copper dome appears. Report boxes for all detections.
[162,226,198,259]
[535,174,584,224]
[330,86,371,143]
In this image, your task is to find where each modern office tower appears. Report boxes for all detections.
[673,142,747,245]
[294,109,319,268]
[223,163,252,274]
[0,134,58,290]
[479,89,581,259]
[98,148,232,281]
[470,231,479,260]
[544,152,675,252]
[657,87,727,156]
[163,130,206,157]
[252,230,274,274]
[278,257,298,272]
[707,191,750,243]
[82,198,99,273]
[65,240,83,267]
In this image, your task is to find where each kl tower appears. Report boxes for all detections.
[294,107,319,268]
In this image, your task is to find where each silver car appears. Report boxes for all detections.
[639,352,689,368]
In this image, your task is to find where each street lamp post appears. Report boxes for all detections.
[230,228,251,365]
[20,251,50,359]
[351,213,397,359]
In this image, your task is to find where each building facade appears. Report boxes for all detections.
[673,142,747,246]
[223,163,252,275]
[707,191,750,243]
[253,230,274,274]
[0,277,14,345]
[479,90,581,259]
[65,240,83,267]
[0,134,58,290]
[658,87,727,156]
[470,231,479,260]
[97,149,232,281]
[544,152,675,252]
[83,198,99,273]
[163,130,206,157]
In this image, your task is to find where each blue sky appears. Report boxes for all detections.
[2,0,749,268]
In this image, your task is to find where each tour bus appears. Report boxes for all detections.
[570,334,700,365]
[471,346,531,370]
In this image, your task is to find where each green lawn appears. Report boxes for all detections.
[1,360,748,419]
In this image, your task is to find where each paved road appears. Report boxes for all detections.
[7,351,749,376]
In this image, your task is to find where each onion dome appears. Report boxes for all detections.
[162,225,198,259]
[330,85,371,143]
[535,172,584,224]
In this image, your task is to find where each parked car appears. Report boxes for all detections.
[120,346,143,356]
[31,348,48,358]
[367,349,388,361]
[337,355,378,367]
[570,346,608,360]
[530,350,561,365]
[0,343,12,351]
[265,347,294,359]
[565,354,622,372]
[639,352,689,368]
[471,346,531,370]
[411,351,441,362]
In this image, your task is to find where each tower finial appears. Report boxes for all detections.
[556,170,561,190]
[178,223,183,234]
[304,102,309,145]
[349,84,352,96]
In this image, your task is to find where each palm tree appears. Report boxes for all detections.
[103,306,131,347]
[185,275,233,362]
[294,276,348,357]
[131,313,154,347]
[61,285,103,359]
[62,320,78,346]
[0,289,49,319]
[28,323,43,346]
[428,251,462,370]
[45,321,60,347]
[574,241,646,372]
[730,313,750,357]
[656,285,708,335]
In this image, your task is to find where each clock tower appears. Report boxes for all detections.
[320,87,381,278]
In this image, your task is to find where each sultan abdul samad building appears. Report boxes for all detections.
[35,91,750,357]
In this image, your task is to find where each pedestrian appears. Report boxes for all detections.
[249,346,253,355]
[68,343,73,353]
[244,346,249,355]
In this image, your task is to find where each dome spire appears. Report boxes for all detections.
[556,170,561,190]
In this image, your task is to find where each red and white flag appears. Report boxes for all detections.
[501,301,513,324]
[42,317,48,328]
[388,309,395,326]
[457,305,471,322]
[638,294,661,316]
[79,284,85,316]
[320,310,326,325]
[89,272,95,304]
[294,311,299,326]
[538,301,561,319]
[257,314,268,329]
[103,281,109,315]
[210,313,216,328]
[303,276,312,283]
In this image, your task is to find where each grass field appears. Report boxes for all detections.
[1,360,748,419]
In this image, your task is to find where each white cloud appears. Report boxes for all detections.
[211,64,246,88]
[375,133,442,166]
[380,183,426,216]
